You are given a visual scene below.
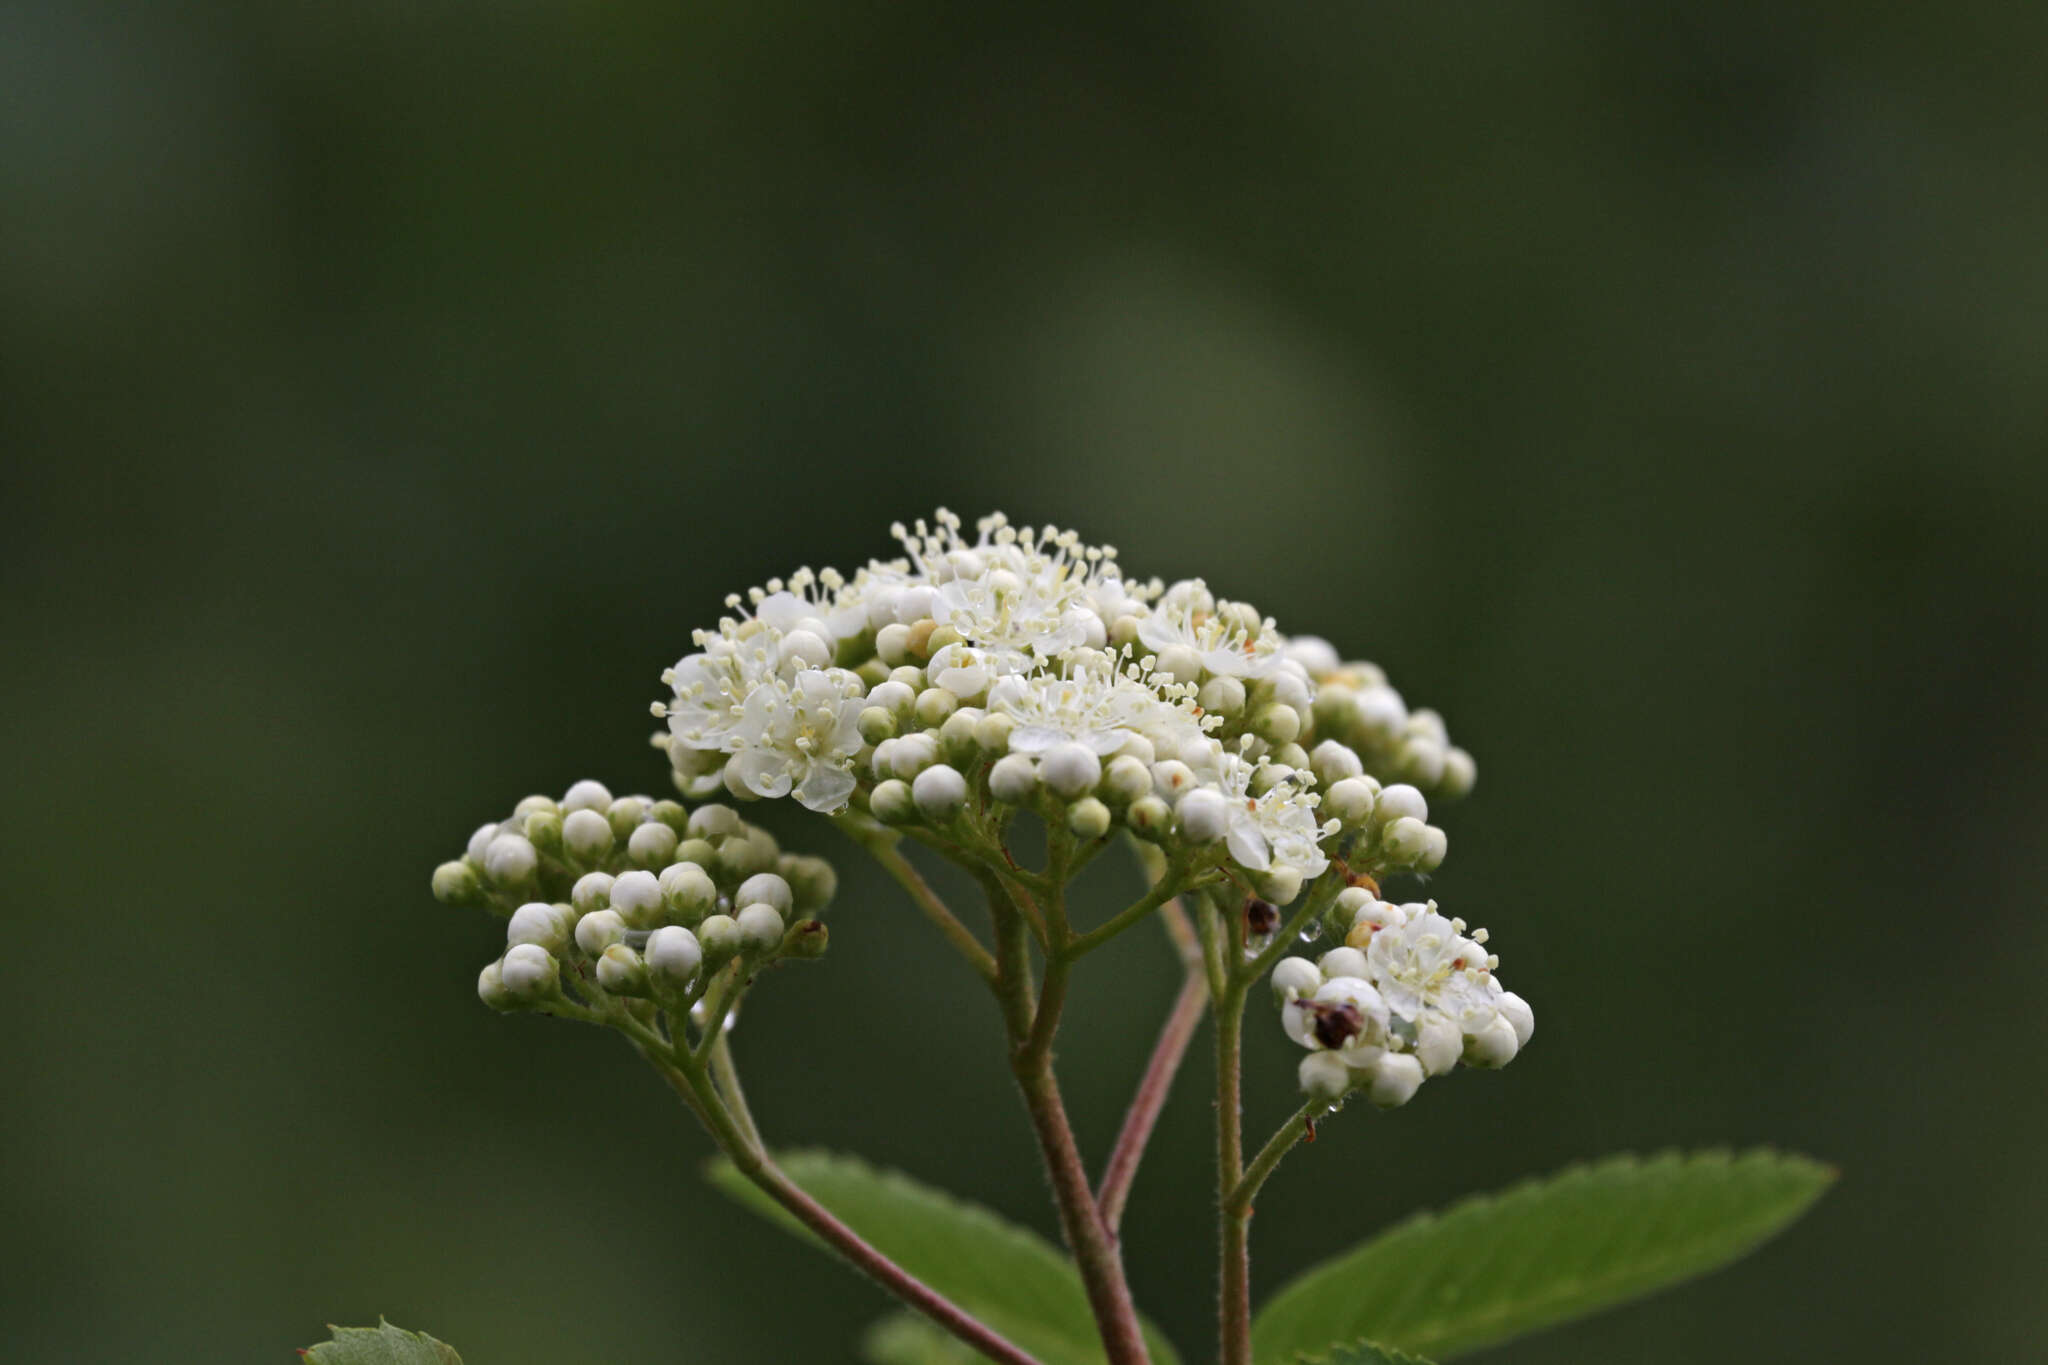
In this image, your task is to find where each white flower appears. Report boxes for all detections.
[896,511,1118,685]
[1210,751,1332,876]
[988,652,1204,757]
[1364,908,1499,1033]
[726,667,867,812]
[1137,579,1286,678]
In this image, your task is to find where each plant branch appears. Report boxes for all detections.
[1227,1102,1318,1214]
[1062,855,1198,961]
[1097,966,1207,1233]
[835,815,999,986]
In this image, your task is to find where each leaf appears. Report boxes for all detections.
[299,1319,462,1365]
[1250,1149,1834,1363]
[862,1312,985,1365]
[707,1149,1182,1365]
[1292,1344,1434,1365]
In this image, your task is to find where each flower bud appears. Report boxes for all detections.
[563,808,615,861]
[1126,794,1172,838]
[857,705,898,746]
[697,913,741,962]
[1270,956,1321,1003]
[648,799,688,833]
[870,778,916,824]
[1040,743,1102,799]
[575,908,627,956]
[432,861,481,906]
[676,836,719,868]
[1197,675,1246,717]
[938,708,982,757]
[988,754,1038,804]
[628,820,680,869]
[687,803,744,839]
[606,797,648,840]
[507,902,570,953]
[1251,703,1301,745]
[913,688,958,728]
[1323,777,1378,826]
[1416,824,1448,873]
[571,871,616,914]
[1496,991,1535,1047]
[1254,864,1303,906]
[1381,816,1430,865]
[785,918,830,958]
[1415,1014,1463,1076]
[660,861,718,922]
[499,944,558,1001]
[714,832,776,881]
[596,943,648,995]
[482,833,538,887]
[886,733,940,781]
[780,854,838,912]
[1352,686,1408,742]
[779,628,832,671]
[875,622,914,665]
[912,763,969,819]
[974,710,1017,752]
[1299,1050,1353,1103]
[1365,1052,1425,1108]
[609,869,664,929]
[477,961,513,1010]
[523,809,563,853]
[1103,754,1152,804]
[1176,788,1228,842]
[1155,645,1201,684]
[1397,735,1447,788]
[737,903,785,952]
[1373,783,1428,827]
[646,925,705,985]
[1465,1015,1521,1069]
[1310,740,1364,786]
[562,779,613,814]
[1066,797,1112,839]
[1150,760,1198,801]
[1440,746,1477,800]
[1317,946,1368,980]
[465,822,500,863]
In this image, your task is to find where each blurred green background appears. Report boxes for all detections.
[4,4,2043,1362]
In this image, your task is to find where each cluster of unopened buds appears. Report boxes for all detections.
[433,778,838,1032]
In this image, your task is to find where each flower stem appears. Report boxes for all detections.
[1097,967,1207,1233]
[988,879,1153,1365]
[1227,1103,1317,1214]
[645,1037,1044,1365]
[835,815,999,986]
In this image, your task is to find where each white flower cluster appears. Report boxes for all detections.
[432,780,837,1019]
[1271,890,1532,1108]
[651,510,1472,902]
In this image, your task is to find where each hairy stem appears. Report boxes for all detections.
[836,815,999,985]
[988,881,1152,1365]
[647,1042,1044,1365]
[1097,967,1207,1233]
[1228,1103,1317,1214]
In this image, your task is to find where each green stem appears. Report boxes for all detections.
[836,815,999,985]
[1228,1103,1317,1213]
[709,1033,763,1152]
[1062,856,1199,961]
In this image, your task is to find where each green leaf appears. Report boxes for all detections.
[707,1149,1181,1365]
[1292,1344,1434,1365]
[862,1312,984,1365]
[1251,1149,1834,1363]
[299,1319,461,1365]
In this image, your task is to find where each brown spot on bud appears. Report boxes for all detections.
[1310,1000,1364,1049]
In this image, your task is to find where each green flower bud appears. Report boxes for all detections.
[660,861,718,923]
[737,903,785,953]
[676,836,719,868]
[648,799,688,833]
[697,913,741,963]
[432,860,481,906]
[1381,816,1429,865]
[596,943,649,996]
[628,820,679,869]
[1067,797,1112,840]
[563,808,615,861]
[606,797,647,840]
[1126,795,1172,839]
[779,854,839,913]
[523,809,564,854]
[858,706,898,745]
[870,778,916,824]
[785,918,830,959]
